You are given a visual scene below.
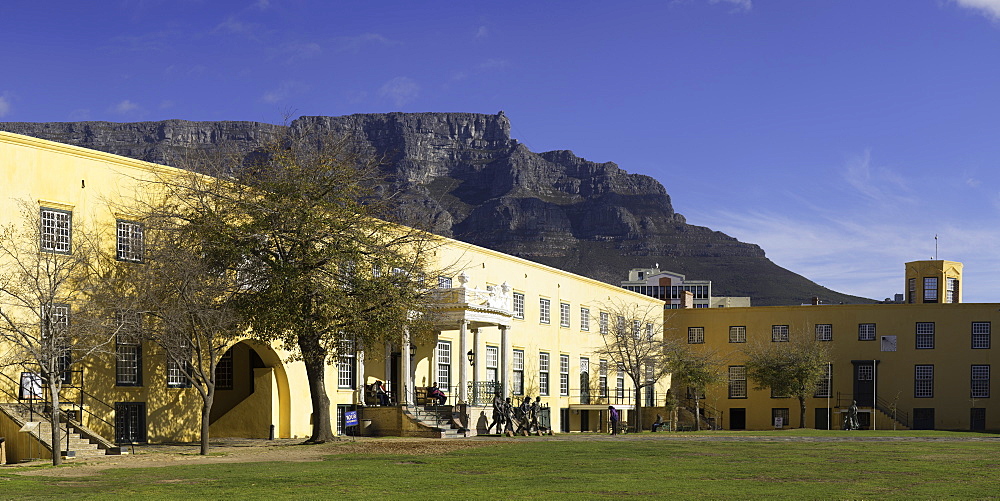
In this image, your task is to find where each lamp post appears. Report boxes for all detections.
[467,350,475,366]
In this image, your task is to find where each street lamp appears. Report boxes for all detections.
[467,349,475,366]
[409,343,416,359]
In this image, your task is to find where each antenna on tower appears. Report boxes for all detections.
[935,234,938,260]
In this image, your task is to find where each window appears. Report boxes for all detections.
[687,327,705,344]
[632,320,642,339]
[972,365,990,399]
[539,298,551,324]
[858,323,876,341]
[580,307,590,331]
[513,292,525,319]
[216,349,233,390]
[815,324,832,342]
[559,354,569,396]
[40,207,71,253]
[728,366,747,398]
[729,326,746,343]
[512,349,524,395]
[916,322,935,349]
[908,278,916,303]
[436,341,451,392]
[972,322,991,349]
[772,408,790,428]
[437,276,452,288]
[560,302,570,327]
[166,354,191,388]
[946,277,959,303]
[772,325,789,342]
[923,277,938,303]
[539,352,549,396]
[486,346,499,383]
[814,363,832,398]
[915,365,934,398]
[580,357,591,403]
[116,220,144,262]
[599,360,608,398]
[771,386,788,399]
[646,323,653,340]
[599,312,609,335]
[337,340,355,389]
[115,312,142,387]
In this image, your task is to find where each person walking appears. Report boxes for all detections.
[608,405,620,435]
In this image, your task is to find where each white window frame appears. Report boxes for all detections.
[915,364,934,398]
[115,312,142,387]
[539,298,551,324]
[580,307,590,331]
[923,277,938,303]
[916,322,935,349]
[559,354,569,396]
[216,349,234,390]
[486,345,499,383]
[513,292,525,319]
[337,340,356,389]
[559,302,570,328]
[772,325,789,342]
[728,366,746,398]
[599,312,609,335]
[687,327,705,344]
[972,365,990,399]
[40,207,72,254]
[512,349,524,395]
[973,322,991,349]
[539,352,550,396]
[599,359,608,398]
[814,363,832,398]
[116,219,144,263]
[436,341,451,392]
[729,326,746,343]
[858,323,876,341]
[815,324,832,342]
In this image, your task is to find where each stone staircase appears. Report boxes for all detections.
[0,403,123,458]
[404,404,467,438]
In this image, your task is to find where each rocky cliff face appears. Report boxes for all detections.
[0,112,870,305]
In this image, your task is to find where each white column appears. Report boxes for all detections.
[472,328,480,402]
[500,325,511,396]
[356,350,366,405]
[401,327,412,406]
[459,320,469,404]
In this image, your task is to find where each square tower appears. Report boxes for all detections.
[905,260,963,304]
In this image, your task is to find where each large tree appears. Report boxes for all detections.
[0,203,114,465]
[743,334,831,428]
[593,300,672,432]
[150,131,441,443]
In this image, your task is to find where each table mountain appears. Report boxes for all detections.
[0,112,872,306]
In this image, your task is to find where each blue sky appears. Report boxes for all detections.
[3,0,1000,302]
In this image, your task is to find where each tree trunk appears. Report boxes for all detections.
[200,388,214,456]
[634,386,643,433]
[49,378,62,466]
[299,334,336,444]
[694,389,701,432]
[799,396,807,429]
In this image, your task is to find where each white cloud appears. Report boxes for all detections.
[253,0,270,10]
[709,0,752,12]
[159,100,175,110]
[477,58,509,71]
[475,26,489,39]
[952,0,1000,20]
[687,150,1000,302]
[276,42,322,63]
[215,16,258,36]
[0,93,10,118]
[112,100,141,114]
[378,77,419,107]
[261,81,307,104]
[338,33,394,53]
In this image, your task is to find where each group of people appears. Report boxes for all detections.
[489,395,546,436]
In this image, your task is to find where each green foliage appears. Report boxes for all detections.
[743,334,831,428]
[4,437,1000,498]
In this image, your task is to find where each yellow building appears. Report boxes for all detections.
[0,131,666,462]
[670,260,999,431]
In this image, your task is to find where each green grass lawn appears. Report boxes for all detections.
[3,432,1000,499]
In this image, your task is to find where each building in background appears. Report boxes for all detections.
[670,259,998,431]
[622,266,751,309]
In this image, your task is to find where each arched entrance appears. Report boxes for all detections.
[208,340,291,439]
